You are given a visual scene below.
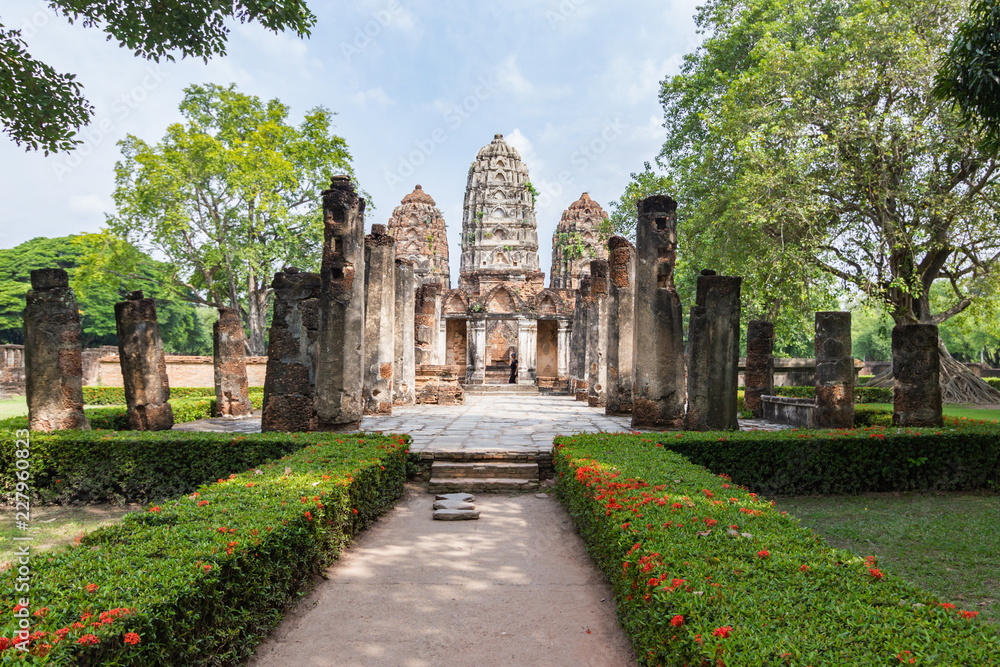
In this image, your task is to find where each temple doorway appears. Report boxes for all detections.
[445,319,468,375]
[485,319,517,384]
[536,320,558,382]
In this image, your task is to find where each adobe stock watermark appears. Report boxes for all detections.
[340,0,405,62]
[15,1,58,39]
[10,429,33,652]
[534,118,624,209]
[546,0,588,29]
[383,73,502,188]
[50,66,167,182]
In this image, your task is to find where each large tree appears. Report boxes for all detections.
[1,0,314,154]
[0,235,210,353]
[653,0,1000,403]
[934,0,1000,154]
[107,83,356,355]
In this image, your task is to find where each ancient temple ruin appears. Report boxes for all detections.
[550,193,609,290]
[387,185,451,289]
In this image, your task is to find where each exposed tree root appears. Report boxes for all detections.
[865,338,1000,405]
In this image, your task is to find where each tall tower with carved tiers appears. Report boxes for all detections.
[459,134,540,290]
[386,185,451,289]
[549,192,609,289]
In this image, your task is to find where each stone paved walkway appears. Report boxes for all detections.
[173,394,787,447]
[248,485,638,667]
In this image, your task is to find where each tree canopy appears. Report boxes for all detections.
[629,0,1000,401]
[934,0,1000,154]
[0,235,211,353]
[106,83,357,354]
[1,0,315,154]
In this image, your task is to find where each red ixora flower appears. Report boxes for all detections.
[149,506,161,513]
[939,602,955,609]
[76,634,100,646]
[757,550,770,558]
[868,568,885,580]
[799,564,810,572]
[712,625,733,638]
[897,650,916,664]
[84,583,98,593]
[123,632,141,645]
[670,615,684,627]
[198,500,209,506]
[959,610,979,620]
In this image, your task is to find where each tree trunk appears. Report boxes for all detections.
[245,269,269,356]
[866,336,1000,405]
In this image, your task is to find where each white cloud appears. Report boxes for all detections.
[497,55,534,95]
[348,87,395,110]
[505,128,542,171]
[68,195,109,217]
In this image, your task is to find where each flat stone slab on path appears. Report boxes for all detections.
[432,508,480,520]
[249,485,637,667]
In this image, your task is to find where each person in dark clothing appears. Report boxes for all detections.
[508,352,518,384]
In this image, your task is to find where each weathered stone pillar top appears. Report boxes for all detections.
[638,194,678,217]
[748,319,775,340]
[322,174,364,214]
[695,271,741,299]
[608,235,634,252]
[30,268,69,290]
[271,270,321,292]
[366,224,395,246]
[815,311,852,360]
[589,259,609,296]
[125,290,144,301]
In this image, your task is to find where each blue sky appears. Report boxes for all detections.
[1,0,702,284]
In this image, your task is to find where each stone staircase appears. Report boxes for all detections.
[462,383,539,394]
[424,452,548,493]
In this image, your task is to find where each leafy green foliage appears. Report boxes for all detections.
[657,0,1000,331]
[108,83,357,354]
[0,235,211,353]
[1,1,315,154]
[554,433,1000,665]
[0,430,407,663]
[605,161,672,242]
[81,386,264,405]
[934,0,1000,154]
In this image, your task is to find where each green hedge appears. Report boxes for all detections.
[0,430,323,504]
[0,394,265,432]
[772,386,894,403]
[0,431,408,663]
[554,434,999,666]
[82,386,265,405]
[660,420,999,496]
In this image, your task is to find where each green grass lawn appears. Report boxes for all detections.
[862,403,1000,422]
[777,492,1000,624]
[0,397,27,420]
[0,504,138,565]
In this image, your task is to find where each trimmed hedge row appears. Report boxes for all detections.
[0,430,321,504]
[81,387,265,405]
[663,420,999,496]
[0,431,409,664]
[1,393,264,432]
[772,385,894,403]
[554,433,1000,666]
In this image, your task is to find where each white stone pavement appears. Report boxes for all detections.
[173,393,787,449]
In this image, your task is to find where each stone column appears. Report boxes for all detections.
[315,175,367,431]
[570,278,591,400]
[415,284,441,365]
[744,320,774,418]
[892,324,943,427]
[213,307,252,417]
[587,259,609,408]
[556,320,571,383]
[517,318,537,384]
[605,236,635,415]
[363,224,396,415]
[685,270,742,431]
[466,317,487,383]
[115,290,173,431]
[393,259,416,405]
[815,311,854,429]
[631,195,685,430]
[23,268,89,431]
[261,270,321,432]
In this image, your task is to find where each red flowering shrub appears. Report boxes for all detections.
[554,433,999,666]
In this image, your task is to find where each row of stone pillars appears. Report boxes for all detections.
[566,194,944,431]
[260,176,417,432]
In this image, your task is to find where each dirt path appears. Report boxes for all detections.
[249,485,636,667]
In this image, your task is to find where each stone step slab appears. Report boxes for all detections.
[433,500,476,510]
[429,477,540,493]
[433,509,480,521]
[430,461,539,480]
[434,492,475,502]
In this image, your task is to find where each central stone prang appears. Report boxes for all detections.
[458,133,540,288]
